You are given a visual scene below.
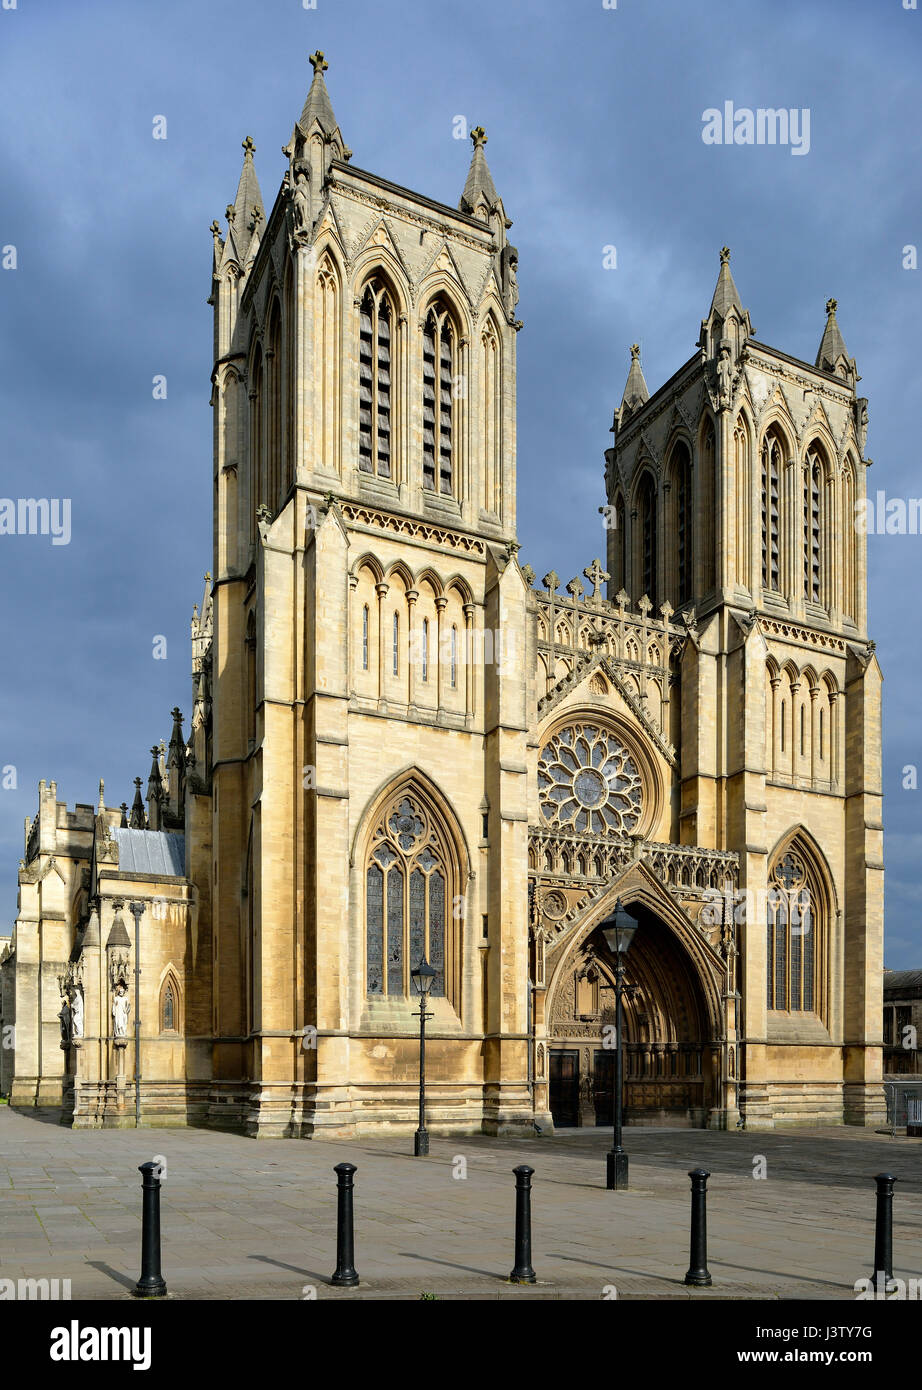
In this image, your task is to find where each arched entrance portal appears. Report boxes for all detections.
[546,900,718,1129]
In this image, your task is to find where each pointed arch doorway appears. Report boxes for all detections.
[545,899,719,1129]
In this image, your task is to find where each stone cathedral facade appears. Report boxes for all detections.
[0,56,885,1135]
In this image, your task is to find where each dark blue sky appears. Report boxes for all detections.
[1,0,919,963]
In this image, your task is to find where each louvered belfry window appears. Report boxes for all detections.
[675,447,692,606]
[423,304,454,494]
[762,439,780,591]
[358,282,392,478]
[805,455,822,603]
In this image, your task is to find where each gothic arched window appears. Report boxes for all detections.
[423,302,455,495]
[358,280,392,479]
[804,450,824,604]
[159,973,180,1033]
[761,435,782,592]
[636,473,657,606]
[670,443,693,606]
[365,789,459,999]
[766,843,828,1016]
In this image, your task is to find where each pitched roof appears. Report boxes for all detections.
[110,829,186,877]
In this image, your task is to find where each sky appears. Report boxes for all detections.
[0,0,919,964]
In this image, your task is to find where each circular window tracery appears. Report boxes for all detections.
[538,723,643,837]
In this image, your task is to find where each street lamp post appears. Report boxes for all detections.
[411,957,437,1157]
[600,899,639,1191]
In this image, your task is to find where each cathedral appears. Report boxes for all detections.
[0,54,885,1135]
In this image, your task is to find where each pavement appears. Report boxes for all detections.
[0,1104,919,1300]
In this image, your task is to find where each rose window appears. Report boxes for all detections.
[538,723,643,836]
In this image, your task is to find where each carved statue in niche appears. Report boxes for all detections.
[501,243,519,317]
[854,397,869,456]
[290,162,311,234]
[70,988,84,1040]
[58,998,72,1046]
[716,344,733,409]
[112,983,131,1039]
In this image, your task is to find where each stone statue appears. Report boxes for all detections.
[70,988,84,1040]
[112,983,131,1039]
[716,344,733,409]
[855,397,869,456]
[291,165,311,234]
[58,999,71,1045]
[501,243,519,317]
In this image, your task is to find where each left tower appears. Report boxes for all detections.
[208,54,533,1137]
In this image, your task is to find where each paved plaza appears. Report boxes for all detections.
[0,1105,919,1300]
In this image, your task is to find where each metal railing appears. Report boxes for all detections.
[884,1080,922,1137]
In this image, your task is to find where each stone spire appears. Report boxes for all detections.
[166,708,186,826]
[146,746,164,831]
[129,778,146,829]
[698,247,754,361]
[815,297,857,385]
[222,136,264,268]
[296,51,349,157]
[708,246,745,319]
[459,127,499,217]
[619,344,650,420]
[299,51,337,136]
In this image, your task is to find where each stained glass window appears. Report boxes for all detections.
[537,723,643,837]
[766,848,821,1013]
[365,790,454,997]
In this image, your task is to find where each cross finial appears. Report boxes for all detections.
[630,343,640,360]
[226,203,235,223]
[470,125,487,148]
[242,135,256,158]
[720,246,731,264]
[210,220,221,238]
[583,557,610,599]
[542,570,559,595]
[826,297,837,316]
[310,50,328,75]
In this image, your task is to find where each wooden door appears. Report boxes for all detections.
[549,1049,580,1128]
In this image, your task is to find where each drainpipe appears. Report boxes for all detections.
[129,901,144,1127]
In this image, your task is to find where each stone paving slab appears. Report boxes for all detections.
[1,1106,920,1300]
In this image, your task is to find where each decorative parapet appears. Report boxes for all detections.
[529,564,695,672]
[529,826,738,893]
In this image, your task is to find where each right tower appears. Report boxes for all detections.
[604,249,884,1127]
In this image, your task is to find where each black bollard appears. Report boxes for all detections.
[133,1161,167,1298]
[331,1162,360,1287]
[684,1168,712,1288]
[871,1172,897,1285]
[509,1164,537,1285]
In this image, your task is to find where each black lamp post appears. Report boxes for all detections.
[600,899,639,1191]
[411,956,437,1157]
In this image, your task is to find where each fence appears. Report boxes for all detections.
[884,1080,922,1137]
